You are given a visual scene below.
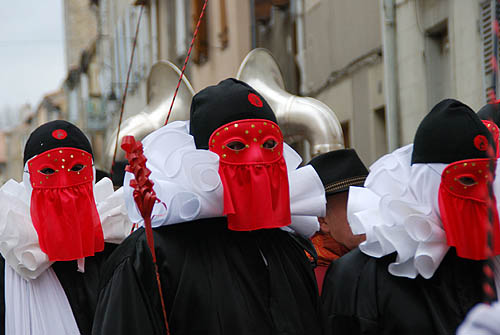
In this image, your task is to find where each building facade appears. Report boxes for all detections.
[11,0,493,183]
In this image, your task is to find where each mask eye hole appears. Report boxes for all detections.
[458,176,477,186]
[227,141,246,151]
[71,164,85,172]
[39,167,55,175]
[262,139,278,150]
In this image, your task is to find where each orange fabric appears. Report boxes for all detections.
[309,232,350,294]
[311,232,350,266]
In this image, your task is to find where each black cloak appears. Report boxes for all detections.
[321,248,487,335]
[92,218,322,335]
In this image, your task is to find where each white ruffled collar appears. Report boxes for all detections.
[123,120,326,238]
[0,177,132,280]
[348,144,451,279]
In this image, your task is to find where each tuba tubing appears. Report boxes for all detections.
[237,48,344,158]
[103,60,195,170]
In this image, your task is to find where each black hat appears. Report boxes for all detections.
[478,102,500,127]
[96,168,111,183]
[24,120,93,165]
[411,99,495,164]
[308,149,368,196]
[189,78,278,149]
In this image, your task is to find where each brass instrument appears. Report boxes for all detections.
[104,49,344,178]
[237,48,344,159]
[103,61,195,170]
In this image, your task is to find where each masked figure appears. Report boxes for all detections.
[0,120,132,335]
[322,99,500,334]
[92,79,326,335]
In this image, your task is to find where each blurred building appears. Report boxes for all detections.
[64,0,98,70]
[2,89,67,182]
[3,104,35,181]
[90,0,385,165]
[0,132,7,184]
[393,0,487,145]
[23,0,496,180]
[295,0,384,163]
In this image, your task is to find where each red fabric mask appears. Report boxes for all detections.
[209,119,291,231]
[438,158,500,260]
[27,147,104,261]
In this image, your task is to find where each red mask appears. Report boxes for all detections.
[438,158,500,260]
[209,119,291,231]
[27,147,104,261]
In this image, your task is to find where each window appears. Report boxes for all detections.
[480,0,500,102]
[254,0,290,22]
[425,21,451,108]
[192,0,209,64]
[374,107,387,159]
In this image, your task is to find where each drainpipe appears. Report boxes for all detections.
[380,0,400,151]
[250,0,256,49]
[294,0,307,95]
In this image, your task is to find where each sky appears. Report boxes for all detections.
[0,0,65,127]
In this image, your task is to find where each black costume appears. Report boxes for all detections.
[93,219,321,334]
[0,120,130,334]
[321,99,498,335]
[92,79,324,334]
[321,248,485,335]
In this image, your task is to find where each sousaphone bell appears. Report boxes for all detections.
[236,48,344,160]
[103,61,195,184]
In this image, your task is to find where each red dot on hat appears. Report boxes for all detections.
[52,129,67,140]
[248,93,263,107]
[474,135,488,151]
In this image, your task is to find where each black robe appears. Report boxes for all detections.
[0,243,116,335]
[321,248,487,335]
[92,217,322,335]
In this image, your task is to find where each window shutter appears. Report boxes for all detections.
[481,0,500,102]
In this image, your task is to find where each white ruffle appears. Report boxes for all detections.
[288,165,325,237]
[94,178,134,244]
[123,120,325,238]
[1,175,132,334]
[348,144,450,279]
[457,299,500,335]
[0,177,132,279]
[0,179,50,279]
[5,264,80,335]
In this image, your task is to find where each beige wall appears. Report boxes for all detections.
[396,0,428,145]
[305,0,384,165]
[190,1,252,92]
[395,0,485,145]
[63,0,98,69]
[302,0,382,94]
[61,0,490,171]
[317,61,385,165]
[450,0,484,110]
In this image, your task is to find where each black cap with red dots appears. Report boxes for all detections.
[411,99,495,164]
[189,78,278,149]
[478,102,500,127]
[24,120,93,165]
